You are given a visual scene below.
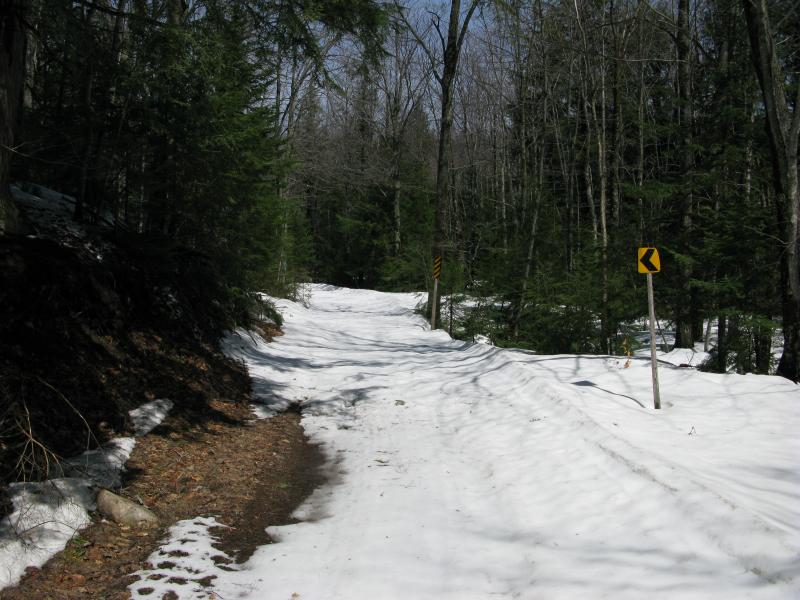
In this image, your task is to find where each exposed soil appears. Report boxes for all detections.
[0,230,324,599]
[0,233,253,491]
[0,400,324,599]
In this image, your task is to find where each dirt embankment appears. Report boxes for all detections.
[1,401,323,600]
[0,234,324,598]
[0,233,248,490]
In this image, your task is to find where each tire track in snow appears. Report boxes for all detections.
[433,350,799,595]
[212,285,799,599]
[509,363,800,587]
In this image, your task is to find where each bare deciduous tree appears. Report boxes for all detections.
[743,0,800,380]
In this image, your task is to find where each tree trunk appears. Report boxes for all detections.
[636,0,646,243]
[427,0,480,327]
[717,315,727,372]
[594,42,609,353]
[743,0,800,381]
[514,53,547,340]
[581,83,598,243]
[22,0,40,111]
[501,147,508,252]
[392,142,402,255]
[674,0,695,348]
[167,0,187,26]
[0,0,27,235]
[610,0,624,227]
[754,321,773,375]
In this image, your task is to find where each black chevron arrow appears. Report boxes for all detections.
[640,248,658,272]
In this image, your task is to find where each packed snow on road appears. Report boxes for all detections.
[131,284,799,599]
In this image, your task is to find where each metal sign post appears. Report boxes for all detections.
[638,247,661,410]
[646,272,661,410]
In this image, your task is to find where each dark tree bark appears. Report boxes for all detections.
[0,0,27,234]
[674,0,695,348]
[716,315,727,372]
[167,0,188,26]
[743,0,800,381]
[426,0,480,328]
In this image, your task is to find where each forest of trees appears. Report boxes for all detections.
[1,0,799,380]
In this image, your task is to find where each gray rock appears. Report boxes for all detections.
[96,489,159,528]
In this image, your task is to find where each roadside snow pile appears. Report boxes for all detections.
[129,398,174,437]
[656,345,710,367]
[10,183,79,235]
[10,183,109,260]
[59,398,173,489]
[129,517,234,599]
[151,285,798,599]
[58,438,137,491]
[0,399,173,590]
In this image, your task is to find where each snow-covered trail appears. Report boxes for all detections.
[208,286,797,599]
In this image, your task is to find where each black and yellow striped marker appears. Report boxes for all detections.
[637,247,661,273]
[433,255,442,281]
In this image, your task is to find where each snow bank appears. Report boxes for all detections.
[0,399,173,590]
[10,183,108,260]
[129,517,232,599]
[656,345,710,367]
[130,398,173,436]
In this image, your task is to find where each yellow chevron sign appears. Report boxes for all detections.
[638,247,661,273]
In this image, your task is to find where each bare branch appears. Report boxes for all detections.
[393,1,443,85]
[456,0,482,56]
[427,11,447,52]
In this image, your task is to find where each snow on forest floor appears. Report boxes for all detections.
[130,284,800,600]
[0,399,173,590]
[426,295,776,372]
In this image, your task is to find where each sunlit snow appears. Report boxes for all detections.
[134,284,799,599]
